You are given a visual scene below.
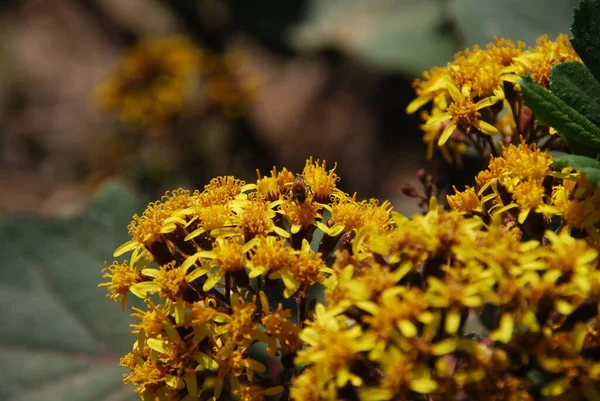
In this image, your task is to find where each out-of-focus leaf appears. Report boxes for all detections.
[289,0,457,76]
[455,0,579,46]
[0,181,143,401]
[554,155,600,186]
[519,76,600,157]
[550,62,600,128]
[571,0,600,82]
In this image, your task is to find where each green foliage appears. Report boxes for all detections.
[571,0,600,82]
[519,76,600,156]
[290,0,458,76]
[290,0,579,76]
[519,0,600,181]
[554,154,600,185]
[456,0,579,46]
[550,62,600,128]
[0,182,142,401]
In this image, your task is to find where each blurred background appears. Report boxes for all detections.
[0,2,580,401]
[0,0,578,217]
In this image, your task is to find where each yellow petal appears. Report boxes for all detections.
[147,338,168,354]
[113,240,138,257]
[130,282,158,298]
[406,95,432,115]
[473,119,499,135]
[426,112,453,126]
[438,121,458,146]
[202,272,222,291]
[185,370,198,396]
[445,308,461,335]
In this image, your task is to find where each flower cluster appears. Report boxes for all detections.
[100,158,395,400]
[95,36,201,128]
[447,140,600,242]
[98,23,600,401]
[406,34,581,164]
[294,199,600,400]
[95,36,261,129]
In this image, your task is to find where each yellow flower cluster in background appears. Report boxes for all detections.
[95,35,262,129]
[95,36,201,128]
[100,158,395,400]
[407,34,581,165]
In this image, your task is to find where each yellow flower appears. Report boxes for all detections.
[290,368,323,401]
[320,193,394,236]
[98,260,139,310]
[260,294,302,357]
[296,305,375,390]
[426,85,500,146]
[192,236,254,292]
[126,189,195,250]
[279,197,321,234]
[511,178,545,223]
[447,186,482,214]
[247,235,295,278]
[237,194,288,240]
[95,35,201,127]
[301,157,340,203]
[235,385,284,401]
[279,239,327,297]
[122,358,167,399]
[502,142,552,180]
[256,166,295,201]
[197,176,246,206]
[131,299,169,338]
[513,33,581,87]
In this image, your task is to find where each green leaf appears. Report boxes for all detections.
[550,62,600,128]
[289,0,457,76]
[519,76,600,157]
[554,154,600,170]
[554,155,600,186]
[456,0,579,46]
[580,167,600,185]
[571,0,600,82]
[0,181,143,401]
